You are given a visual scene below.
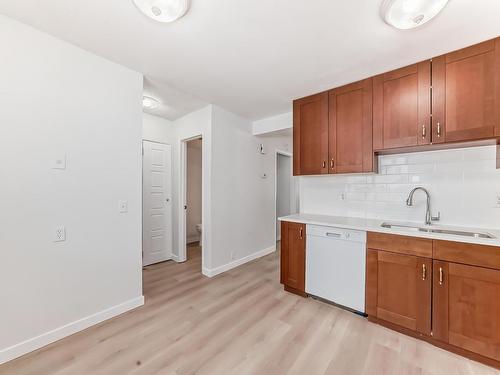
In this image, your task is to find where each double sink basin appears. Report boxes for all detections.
[381,222,495,239]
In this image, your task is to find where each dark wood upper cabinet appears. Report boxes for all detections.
[432,38,500,143]
[293,92,329,176]
[369,250,432,335]
[280,221,306,296]
[329,78,374,173]
[292,37,500,176]
[433,261,500,362]
[373,62,431,150]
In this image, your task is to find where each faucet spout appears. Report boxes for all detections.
[406,187,438,226]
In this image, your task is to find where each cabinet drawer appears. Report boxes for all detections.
[367,232,432,258]
[433,240,500,270]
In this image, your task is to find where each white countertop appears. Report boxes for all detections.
[278,213,500,247]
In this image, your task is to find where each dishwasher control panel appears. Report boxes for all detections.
[306,225,366,243]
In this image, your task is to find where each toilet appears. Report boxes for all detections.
[196,224,202,247]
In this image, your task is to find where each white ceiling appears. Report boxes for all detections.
[1,0,500,121]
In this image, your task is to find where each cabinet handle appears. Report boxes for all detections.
[439,267,444,285]
[322,161,326,169]
[299,227,303,239]
[422,264,427,280]
[437,122,441,137]
[330,159,335,169]
[422,125,426,138]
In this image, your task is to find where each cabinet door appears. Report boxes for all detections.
[373,62,431,150]
[293,92,329,176]
[280,221,306,295]
[374,250,432,335]
[329,78,373,174]
[433,261,500,361]
[433,38,500,143]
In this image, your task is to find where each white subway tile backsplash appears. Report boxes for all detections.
[406,163,436,174]
[380,156,408,166]
[299,145,500,229]
[366,174,409,184]
[462,146,496,161]
[385,165,409,175]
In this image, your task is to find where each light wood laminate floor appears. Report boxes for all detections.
[1,243,499,375]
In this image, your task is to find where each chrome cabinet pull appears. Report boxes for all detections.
[439,267,444,285]
[330,159,335,169]
[422,125,426,138]
[437,122,441,137]
[322,161,326,169]
[422,264,427,280]
[299,227,303,239]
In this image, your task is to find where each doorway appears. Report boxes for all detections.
[186,138,202,263]
[142,140,173,266]
[179,135,205,272]
[275,151,297,242]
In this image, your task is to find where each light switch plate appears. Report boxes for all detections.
[52,154,66,170]
[54,226,66,242]
[119,200,128,213]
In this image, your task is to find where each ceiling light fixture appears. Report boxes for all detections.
[142,95,160,110]
[132,0,189,23]
[381,0,449,30]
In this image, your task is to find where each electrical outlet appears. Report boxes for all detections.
[496,195,500,207]
[119,200,128,213]
[339,192,346,201]
[54,226,66,242]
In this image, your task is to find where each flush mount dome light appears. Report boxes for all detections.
[142,95,160,109]
[381,0,449,30]
[132,0,189,23]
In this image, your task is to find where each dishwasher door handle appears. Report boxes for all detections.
[326,232,342,238]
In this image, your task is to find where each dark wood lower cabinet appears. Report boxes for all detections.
[366,249,431,335]
[433,261,500,362]
[280,221,306,297]
[367,232,500,369]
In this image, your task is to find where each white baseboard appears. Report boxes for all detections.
[187,235,200,244]
[0,296,144,365]
[202,245,276,278]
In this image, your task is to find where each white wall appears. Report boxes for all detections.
[142,112,174,143]
[209,106,292,274]
[0,15,144,364]
[252,111,292,135]
[300,146,500,229]
[186,139,202,243]
[276,154,292,240]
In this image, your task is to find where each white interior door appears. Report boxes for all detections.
[142,141,172,266]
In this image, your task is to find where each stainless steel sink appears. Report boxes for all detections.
[381,222,495,239]
[381,223,421,231]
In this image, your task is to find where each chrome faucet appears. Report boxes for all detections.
[406,187,440,226]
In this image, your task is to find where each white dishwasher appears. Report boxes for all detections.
[306,225,366,314]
